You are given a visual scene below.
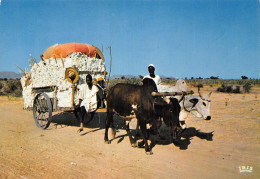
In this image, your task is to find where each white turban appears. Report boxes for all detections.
[148,64,155,68]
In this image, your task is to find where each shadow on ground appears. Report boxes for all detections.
[172,127,214,150]
[51,112,213,150]
[50,112,126,130]
[107,124,213,152]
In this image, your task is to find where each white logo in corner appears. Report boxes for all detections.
[239,166,253,173]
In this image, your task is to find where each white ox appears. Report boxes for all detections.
[158,79,212,129]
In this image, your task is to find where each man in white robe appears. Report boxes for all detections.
[78,74,99,132]
[143,64,161,87]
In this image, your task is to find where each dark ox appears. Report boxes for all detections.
[104,78,181,154]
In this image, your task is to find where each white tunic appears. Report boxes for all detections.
[79,84,99,112]
[143,75,161,86]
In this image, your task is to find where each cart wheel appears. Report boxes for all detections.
[33,93,52,129]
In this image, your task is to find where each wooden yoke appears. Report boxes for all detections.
[151,90,194,97]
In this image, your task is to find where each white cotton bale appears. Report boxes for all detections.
[22,84,35,109]
[21,52,106,109]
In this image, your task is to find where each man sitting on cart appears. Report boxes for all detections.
[96,77,106,108]
[78,74,99,132]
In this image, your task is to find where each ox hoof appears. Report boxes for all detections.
[131,143,137,148]
[77,128,83,133]
[104,140,111,144]
[145,151,153,155]
[137,141,145,148]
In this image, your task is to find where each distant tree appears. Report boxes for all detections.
[121,76,125,79]
[241,76,248,79]
[210,76,219,79]
[197,83,203,88]
[191,77,194,79]
[138,75,143,79]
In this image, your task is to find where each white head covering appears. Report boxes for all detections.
[148,64,155,68]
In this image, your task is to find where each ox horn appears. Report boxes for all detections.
[198,86,206,100]
[198,87,212,101]
[151,91,194,97]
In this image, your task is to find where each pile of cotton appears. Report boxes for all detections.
[21,52,106,109]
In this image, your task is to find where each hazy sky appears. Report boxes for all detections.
[0,0,259,79]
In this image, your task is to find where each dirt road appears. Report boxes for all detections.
[0,87,259,178]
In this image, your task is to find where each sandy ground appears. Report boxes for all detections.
[0,86,259,179]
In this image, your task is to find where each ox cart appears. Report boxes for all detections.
[20,43,194,131]
[20,43,107,129]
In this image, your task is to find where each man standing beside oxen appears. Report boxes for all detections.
[143,64,161,87]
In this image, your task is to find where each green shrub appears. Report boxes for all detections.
[243,83,252,93]
[1,79,22,97]
[12,89,22,97]
[217,84,241,93]
[233,86,241,93]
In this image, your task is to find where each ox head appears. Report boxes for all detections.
[142,78,158,93]
[184,87,212,120]
[154,97,181,137]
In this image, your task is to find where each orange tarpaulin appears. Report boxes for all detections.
[51,43,96,58]
[42,43,104,61]
[42,44,58,60]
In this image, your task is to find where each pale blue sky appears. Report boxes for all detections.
[0,0,259,79]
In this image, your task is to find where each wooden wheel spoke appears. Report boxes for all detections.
[36,99,41,112]
[33,93,52,129]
